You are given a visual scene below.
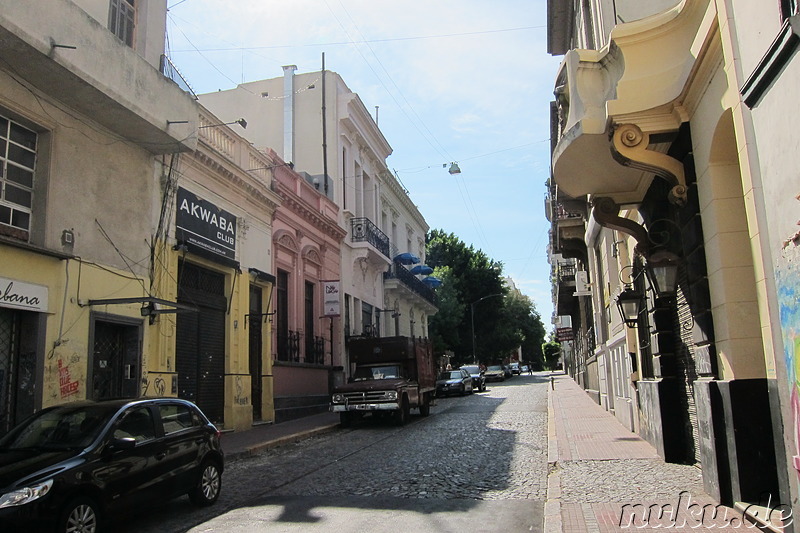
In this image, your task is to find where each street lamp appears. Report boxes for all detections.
[645,251,681,298]
[471,293,504,363]
[615,285,644,328]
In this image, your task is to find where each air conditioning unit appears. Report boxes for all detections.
[574,270,592,296]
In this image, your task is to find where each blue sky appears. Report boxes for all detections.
[165,0,563,322]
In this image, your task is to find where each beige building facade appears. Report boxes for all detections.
[200,67,437,384]
[547,0,799,523]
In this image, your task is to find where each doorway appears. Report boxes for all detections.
[249,284,263,421]
[90,315,141,400]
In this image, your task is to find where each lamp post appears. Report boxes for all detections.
[471,293,503,363]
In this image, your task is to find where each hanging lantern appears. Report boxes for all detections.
[616,286,644,328]
[645,252,680,298]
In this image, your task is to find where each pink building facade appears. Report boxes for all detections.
[268,149,347,422]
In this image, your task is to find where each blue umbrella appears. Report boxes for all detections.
[393,252,420,265]
[409,265,433,275]
[421,276,442,287]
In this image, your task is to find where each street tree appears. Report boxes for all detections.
[542,341,562,370]
[427,266,463,355]
[425,230,546,367]
[426,230,505,365]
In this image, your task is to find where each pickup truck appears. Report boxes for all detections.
[331,336,436,427]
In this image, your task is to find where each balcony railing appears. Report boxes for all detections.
[160,54,198,99]
[557,262,576,283]
[277,330,301,362]
[351,217,390,258]
[305,335,325,365]
[546,195,583,222]
[384,264,437,306]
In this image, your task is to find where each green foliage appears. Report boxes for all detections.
[542,341,561,370]
[427,267,463,354]
[426,230,547,367]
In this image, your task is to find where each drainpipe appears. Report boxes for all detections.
[282,65,297,164]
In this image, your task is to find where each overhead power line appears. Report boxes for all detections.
[167,25,545,53]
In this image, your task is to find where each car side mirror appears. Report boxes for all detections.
[109,437,136,451]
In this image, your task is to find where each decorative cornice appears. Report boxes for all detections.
[381,172,429,231]
[274,183,348,241]
[304,246,322,265]
[191,149,281,213]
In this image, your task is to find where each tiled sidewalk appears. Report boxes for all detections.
[545,373,742,532]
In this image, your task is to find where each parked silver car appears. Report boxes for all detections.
[484,365,506,382]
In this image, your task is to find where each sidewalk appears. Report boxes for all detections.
[545,372,742,532]
[220,411,340,461]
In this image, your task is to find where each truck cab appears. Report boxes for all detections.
[330,336,435,427]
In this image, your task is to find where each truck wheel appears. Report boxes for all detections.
[340,412,353,427]
[419,397,431,417]
[394,397,410,426]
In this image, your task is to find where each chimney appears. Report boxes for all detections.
[282,65,297,164]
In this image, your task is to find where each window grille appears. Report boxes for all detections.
[0,114,36,236]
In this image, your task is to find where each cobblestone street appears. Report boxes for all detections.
[117,374,549,532]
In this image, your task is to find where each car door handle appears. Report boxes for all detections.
[156,452,166,460]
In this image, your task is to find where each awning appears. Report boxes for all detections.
[409,265,433,275]
[85,296,197,316]
[393,252,420,265]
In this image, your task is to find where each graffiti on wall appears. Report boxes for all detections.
[141,374,170,397]
[58,358,80,399]
[234,375,249,406]
[779,195,800,478]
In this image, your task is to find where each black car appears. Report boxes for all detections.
[459,365,486,392]
[436,369,474,396]
[0,398,224,533]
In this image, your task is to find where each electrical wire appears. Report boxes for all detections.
[323,0,492,253]
[167,26,545,52]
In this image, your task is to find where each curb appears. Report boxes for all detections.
[544,377,563,533]
[227,423,341,462]
[244,423,341,456]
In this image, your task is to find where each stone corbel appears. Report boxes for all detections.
[611,124,687,205]
[592,197,649,255]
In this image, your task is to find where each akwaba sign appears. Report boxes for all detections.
[176,187,237,260]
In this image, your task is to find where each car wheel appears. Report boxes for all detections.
[189,459,222,506]
[58,496,101,533]
[394,397,410,426]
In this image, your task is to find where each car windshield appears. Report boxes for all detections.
[439,371,464,380]
[487,365,503,371]
[461,366,479,374]
[0,404,116,451]
[352,365,403,381]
